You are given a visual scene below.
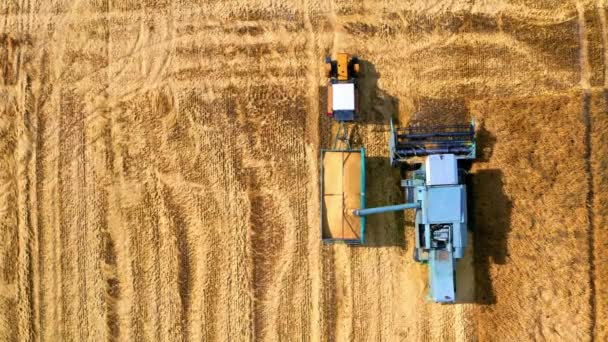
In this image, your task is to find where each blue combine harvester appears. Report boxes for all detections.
[382,119,476,303]
[319,54,476,303]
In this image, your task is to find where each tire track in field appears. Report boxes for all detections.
[156,180,190,342]
[44,16,111,338]
[97,1,121,340]
[0,76,20,342]
[598,1,608,89]
[10,38,37,342]
[329,245,353,341]
[109,9,174,340]
[25,18,42,342]
[222,123,253,342]
[50,61,64,342]
[0,110,15,342]
[80,2,115,340]
[164,90,253,340]
[302,1,323,341]
[577,3,597,340]
[54,6,114,337]
[313,1,355,339]
[351,249,380,341]
[244,98,310,340]
[164,24,182,330]
[106,105,137,342]
[219,7,313,338]
[156,109,225,341]
[595,3,608,339]
[119,106,175,342]
[133,9,183,341]
[35,49,56,342]
[144,169,182,341]
[57,89,85,341]
[0,33,36,341]
[125,135,161,342]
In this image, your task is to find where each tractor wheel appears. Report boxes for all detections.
[353,63,360,75]
[326,61,338,78]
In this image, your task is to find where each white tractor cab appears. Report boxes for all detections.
[325,53,359,122]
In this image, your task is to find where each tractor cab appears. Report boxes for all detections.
[325,53,359,121]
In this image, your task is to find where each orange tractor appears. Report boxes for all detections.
[325,53,360,121]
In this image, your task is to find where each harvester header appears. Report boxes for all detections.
[389,119,476,165]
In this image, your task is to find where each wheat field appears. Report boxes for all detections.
[0,0,607,341]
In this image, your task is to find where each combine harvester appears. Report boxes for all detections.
[320,54,476,303]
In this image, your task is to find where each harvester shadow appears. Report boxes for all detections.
[348,60,406,247]
[354,156,408,248]
[471,168,512,304]
[602,87,608,115]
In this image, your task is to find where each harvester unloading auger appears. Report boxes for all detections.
[320,54,476,303]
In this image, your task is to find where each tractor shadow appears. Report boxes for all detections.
[317,58,399,148]
[460,125,512,304]
[355,59,399,125]
[455,124,504,304]
[471,125,510,304]
[475,122,497,163]
[470,168,512,304]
